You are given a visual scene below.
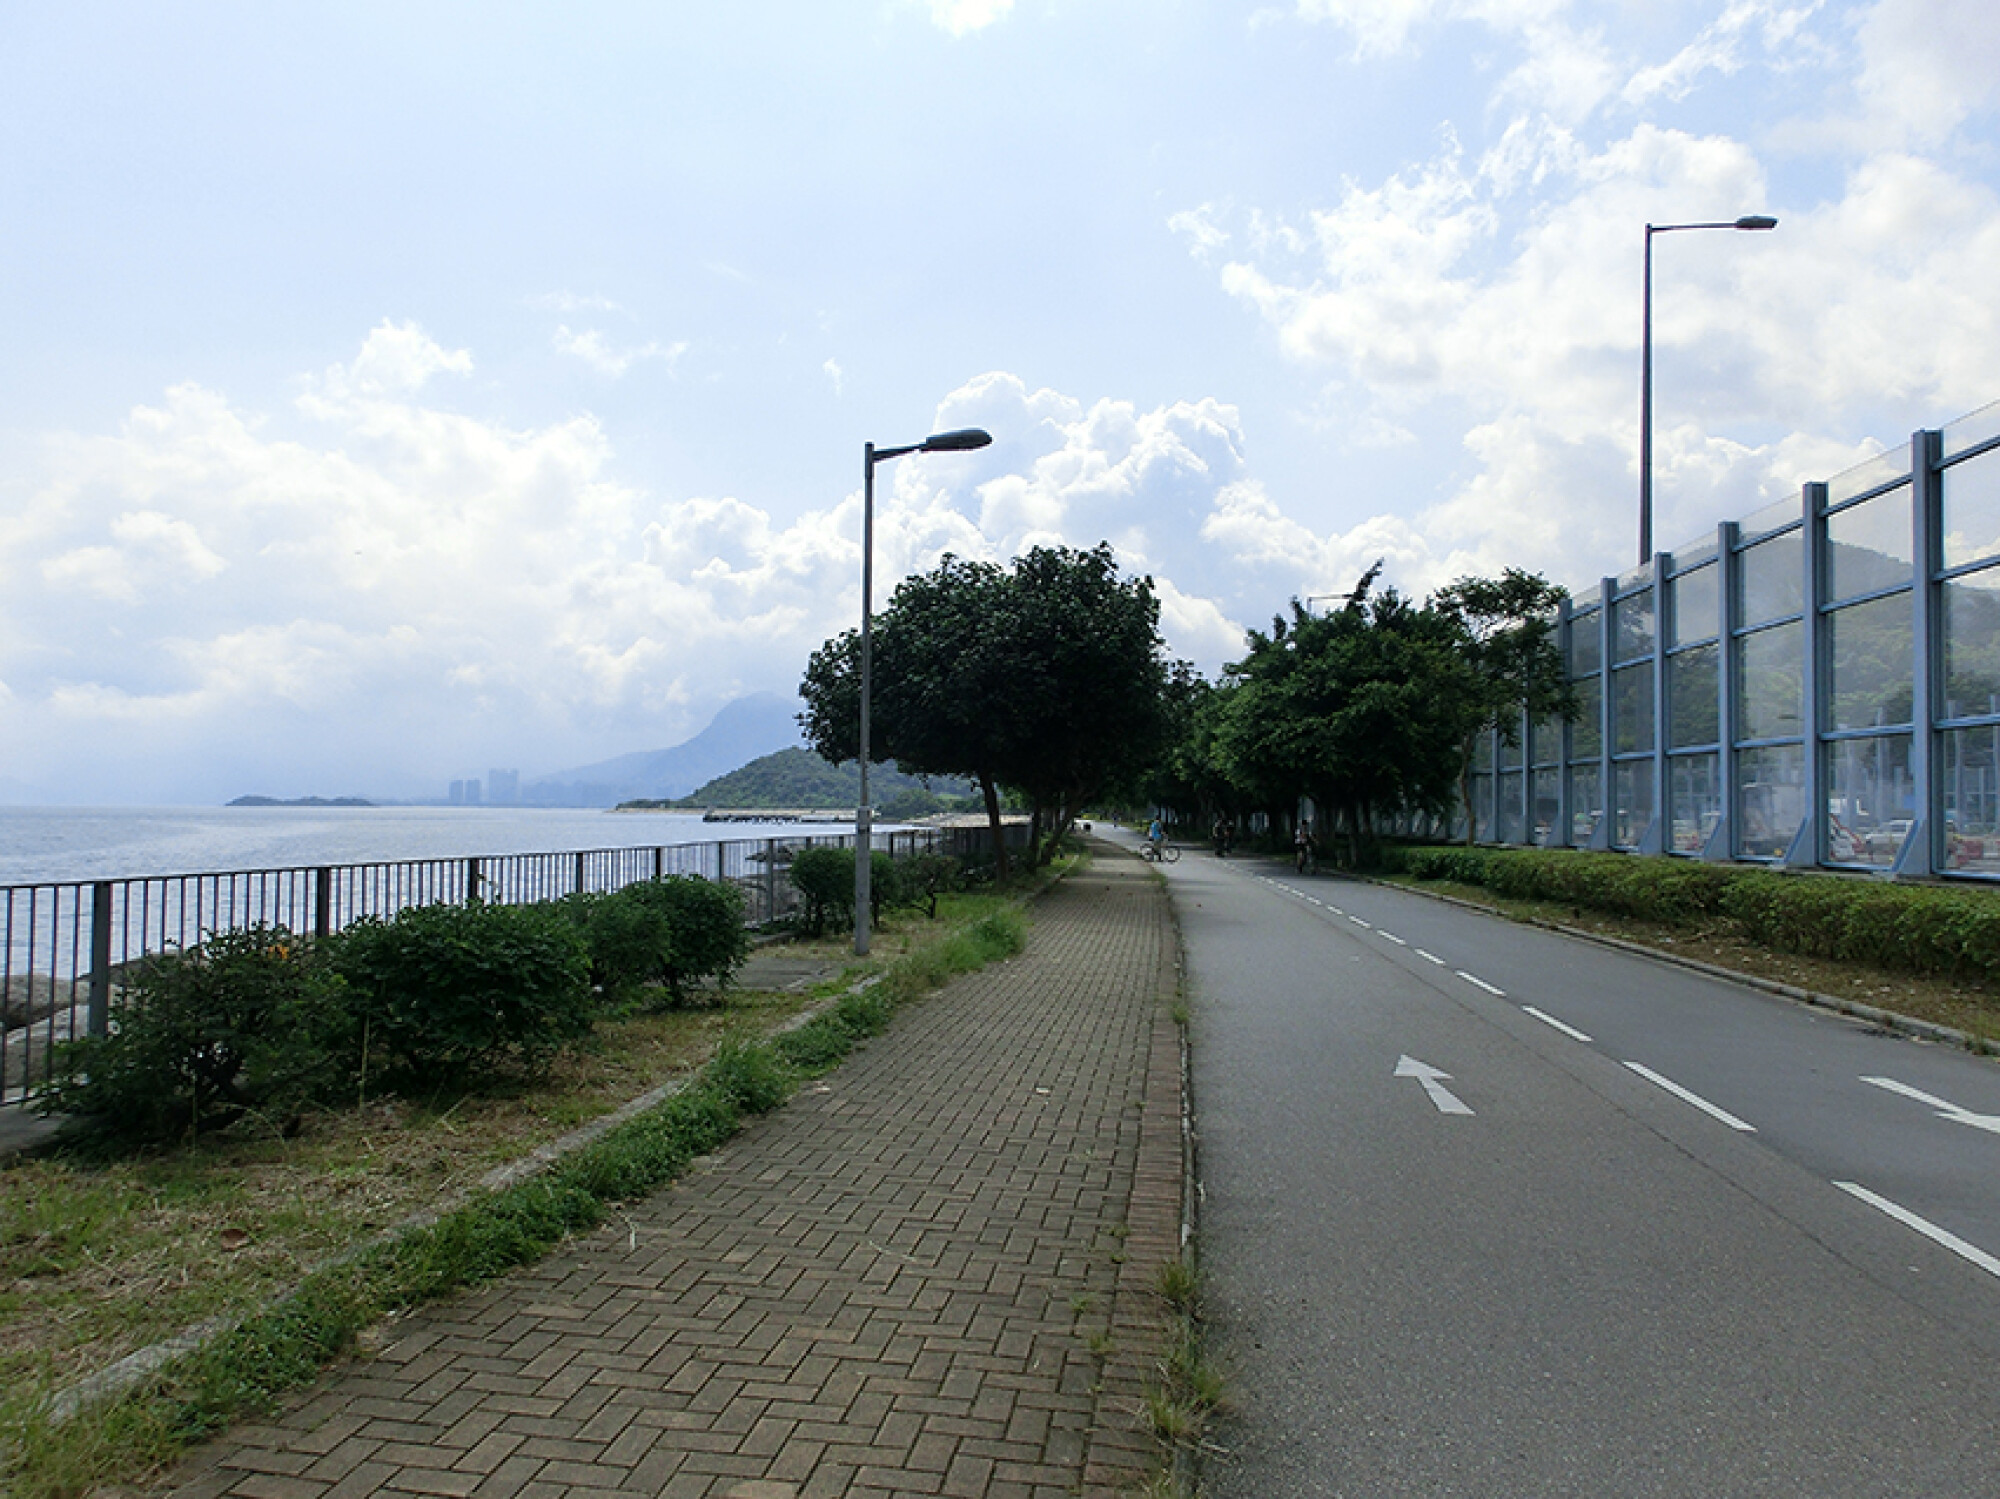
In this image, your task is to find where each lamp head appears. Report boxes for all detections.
[1734,215,1778,230]
[920,428,993,452]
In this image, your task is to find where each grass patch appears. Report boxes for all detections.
[1,872,1051,1498]
[1143,1256,1223,1462]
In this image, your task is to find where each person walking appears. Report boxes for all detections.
[1294,822,1317,874]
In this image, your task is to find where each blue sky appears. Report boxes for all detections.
[4,0,1997,803]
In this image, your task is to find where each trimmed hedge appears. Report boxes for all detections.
[1381,844,2000,985]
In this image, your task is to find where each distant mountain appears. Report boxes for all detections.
[521,693,805,808]
[643,747,976,815]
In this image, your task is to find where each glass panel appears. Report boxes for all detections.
[1667,643,1720,748]
[1668,752,1721,854]
[1942,447,2000,570]
[1735,744,1805,859]
[1825,486,1913,601]
[1531,768,1561,845]
[1496,773,1526,844]
[1736,622,1803,743]
[1571,582,1602,610]
[1569,674,1603,759]
[1826,593,1914,731]
[1567,764,1602,844]
[1569,612,1602,676]
[1612,587,1656,664]
[1670,538,1717,572]
[1615,562,1653,596]
[1942,569,2000,719]
[1942,397,2000,462]
[1473,734,1495,773]
[1473,773,1495,841]
[1825,446,1912,507]
[1738,530,1803,624]
[1739,497,1800,543]
[1824,734,1913,865]
[1613,760,1654,850]
[1668,563,1719,648]
[1530,716,1562,767]
[1498,729,1525,771]
[1942,725,2000,875]
[1613,662,1654,755]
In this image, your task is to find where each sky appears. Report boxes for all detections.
[4,0,1999,805]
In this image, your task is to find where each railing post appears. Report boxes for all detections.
[88,881,113,1038]
[1791,482,1828,868]
[1901,428,1942,878]
[313,866,333,938]
[466,856,482,905]
[1711,522,1741,860]
[574,851,587,896]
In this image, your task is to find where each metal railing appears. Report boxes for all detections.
[1,824,999,1107]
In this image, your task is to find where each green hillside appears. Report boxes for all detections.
[622,747,978,817]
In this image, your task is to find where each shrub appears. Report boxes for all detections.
[788,847,897,936]
[571,877,750,1006]
[330,901,593,1087]
[41,925,351,1144]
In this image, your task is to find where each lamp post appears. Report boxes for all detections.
[855,426,993,956]
[1640,214,1777,564]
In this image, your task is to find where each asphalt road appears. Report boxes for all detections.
[1126,834,2000,1497]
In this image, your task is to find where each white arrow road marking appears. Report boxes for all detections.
[1457,971,1505,996]
[1522,1006,1592,1043]
[1624,1062,1757,1132]
[1836,1182,2000,1280]
[1396,1055,1474,1116]
[1861,1076,2000,1136]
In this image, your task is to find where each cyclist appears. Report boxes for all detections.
[1294,822,1317,874]
[1146,816,1165,855]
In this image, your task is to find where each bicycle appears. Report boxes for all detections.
[1140,840,1181,864]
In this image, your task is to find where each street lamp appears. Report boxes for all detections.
[855,426,993,956]
[1640,214,1777,563]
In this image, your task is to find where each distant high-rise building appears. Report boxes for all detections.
[448,778,468,805]
[487,768,520,805]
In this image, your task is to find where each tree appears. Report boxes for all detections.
[798,544,1171,873]
[1212,578,1463,864]
[1431,569,1576,844]
[989,544,1171,859]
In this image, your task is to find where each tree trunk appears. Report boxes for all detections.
[979,772,1011,879]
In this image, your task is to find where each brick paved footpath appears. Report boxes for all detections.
[162,851,1185,1499]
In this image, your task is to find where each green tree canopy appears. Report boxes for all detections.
[799,543,1171,870]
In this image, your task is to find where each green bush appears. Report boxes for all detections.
[570,877,750,1006]
[788,847,897,936]
[41,925,352,1144]
[330,901,593,1087]
[1388,842,2000,986]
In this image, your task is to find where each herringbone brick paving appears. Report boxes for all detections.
[161,853,1181,1499]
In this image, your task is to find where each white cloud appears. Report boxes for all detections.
[320,319,473,399]
[553,326,686,378]
[1851,0,2000,147]
[927,0,1013,36]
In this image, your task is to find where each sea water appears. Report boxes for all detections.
[0,805,859,887]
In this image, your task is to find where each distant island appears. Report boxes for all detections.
[226,795,376,808]
[617,747,981,820]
